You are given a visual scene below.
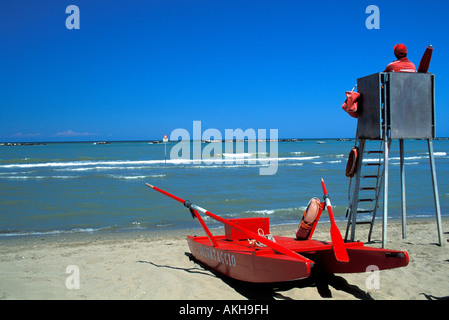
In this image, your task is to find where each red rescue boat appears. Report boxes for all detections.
[146,180,409,283]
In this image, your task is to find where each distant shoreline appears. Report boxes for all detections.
[3,137,449,145]
[1,138,348,145]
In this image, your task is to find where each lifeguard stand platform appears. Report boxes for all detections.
[345,72,444,247]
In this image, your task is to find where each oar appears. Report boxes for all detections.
[145,183,218,247]
[145,183,313,264]
[321,179,349,262]
[417,45,433,73]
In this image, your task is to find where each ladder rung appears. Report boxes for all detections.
[365,150,383,154]
[362,175,379,179]
[347,220,373,225]
[364,162,381,166]
[357,209,374,213]
[358,198,375,202]
[356,221,373,225]
[360,187,377,191]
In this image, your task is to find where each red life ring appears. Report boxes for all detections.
[345,147,358,178]
[295,198,321,240]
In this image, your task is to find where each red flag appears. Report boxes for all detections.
[418,45,433,73]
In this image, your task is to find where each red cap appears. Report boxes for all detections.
[394,44,407,58]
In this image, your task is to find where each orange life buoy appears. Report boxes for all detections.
[295,198,321,240]
[345,147,358,178]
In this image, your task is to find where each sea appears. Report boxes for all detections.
[1,139,448,237]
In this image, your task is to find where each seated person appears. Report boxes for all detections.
[384,44,416,72]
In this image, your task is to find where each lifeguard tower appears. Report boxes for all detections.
[344,72,444,247]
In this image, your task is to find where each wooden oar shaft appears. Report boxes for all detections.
[191,208,219,247]
[146,183,185,204]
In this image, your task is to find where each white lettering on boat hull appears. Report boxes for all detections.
[198,244,237,268]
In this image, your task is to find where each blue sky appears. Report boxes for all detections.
[1,0,448,142]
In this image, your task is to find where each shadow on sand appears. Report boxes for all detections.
[137,253,373,300]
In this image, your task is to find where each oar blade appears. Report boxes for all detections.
[330,224,349,262]
[321,178,349,262]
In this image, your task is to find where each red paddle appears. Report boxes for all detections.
[417,45,433,73]
[321,179,349,262]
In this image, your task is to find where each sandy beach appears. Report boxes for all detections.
[1,218,448,300]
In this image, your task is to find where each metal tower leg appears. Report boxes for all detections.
[427,139,444,246]
[400,139,407,239]
[382,138,390,249]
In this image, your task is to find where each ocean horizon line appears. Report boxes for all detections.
[3,137,449,146]
[1,138,354,145]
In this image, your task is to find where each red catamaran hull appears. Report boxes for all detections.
[146,182,409,284]
[188,235,409,283]
[187,235,312,283]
